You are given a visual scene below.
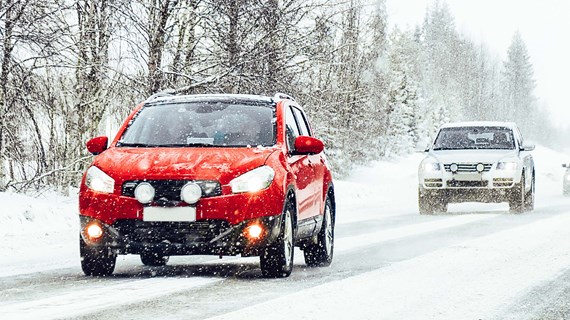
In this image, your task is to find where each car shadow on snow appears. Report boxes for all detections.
[437,202,514,215]
[110,259,311,280]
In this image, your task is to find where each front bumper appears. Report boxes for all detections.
[79,178,286,226]
[420,167,521,189]
[419,168,521,203]
[80,214,283,257]
[419,185,514,203]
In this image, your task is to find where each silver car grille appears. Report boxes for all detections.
[444,163,492,173]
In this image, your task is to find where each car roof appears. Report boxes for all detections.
[440,121,517,130]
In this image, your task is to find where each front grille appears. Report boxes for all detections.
[112,219,231,244]
[122,180,222,206]
[444,163,492,173]
[447,180,488,188]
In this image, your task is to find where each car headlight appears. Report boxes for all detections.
[230,166,275,193]
[421,162,441,172]
[85,166,115,194]
[497,162,517,170]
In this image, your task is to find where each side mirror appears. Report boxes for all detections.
[293,136,324,155]
[521,144,535,151]
[87,136,109,155]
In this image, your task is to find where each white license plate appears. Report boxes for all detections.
[143,206,196,222]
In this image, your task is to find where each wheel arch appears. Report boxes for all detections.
[326,183,336,223]
[285,185,298,232]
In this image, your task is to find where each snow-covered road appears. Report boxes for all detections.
[2,146,570,319]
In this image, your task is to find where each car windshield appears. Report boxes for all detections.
[118,101,275,147]
[432,126,515,150]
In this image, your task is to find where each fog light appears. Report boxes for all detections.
[134,182,155,204]
[181,182,202,204]
[476,163,485,172]
[86,223,103,240]
[244,224,264,240]
[450,163,458,173]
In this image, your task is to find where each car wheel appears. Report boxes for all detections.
[524,172,535,211]
[140,252,169,267]
[304,195,334,267]
[80,237,116,276]
[260,203,295,278]
[419,189,447,214]
[563,181,570,196]
[418,188,434,215]
[433,197,448,213]
[509,171,526,213]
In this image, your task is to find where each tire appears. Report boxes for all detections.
[509,171,526,213]
[433,198,448,213]
[524,172,535,211]
[419,189,447,214]
[80,237,116,276]
[260,204,295,278]
[140,252,169,267]
[418,188,434,215]
[304,196,334,267]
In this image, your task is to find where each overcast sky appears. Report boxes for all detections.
[385,0,570,128]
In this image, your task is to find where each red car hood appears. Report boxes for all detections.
[93,147,278,184]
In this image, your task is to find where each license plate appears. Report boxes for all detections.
[143,206,196,222]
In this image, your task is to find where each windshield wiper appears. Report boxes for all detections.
[159,143,214,147]
[116,142,158,147]
[117,141,215,148]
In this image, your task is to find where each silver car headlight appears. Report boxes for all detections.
[421,162,441,172]
[497,162,517,170]
[230,166,275,193]
[85,166,115,194]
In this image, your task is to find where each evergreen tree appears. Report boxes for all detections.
[502,31,536,136]
[421,0,461,126]
[384,29,420,155]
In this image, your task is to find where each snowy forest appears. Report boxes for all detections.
[0,0,558,193]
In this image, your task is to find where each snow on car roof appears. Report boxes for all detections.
[440,121,517,129]
[148,93,274,105]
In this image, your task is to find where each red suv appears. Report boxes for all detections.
[79,93,335,278]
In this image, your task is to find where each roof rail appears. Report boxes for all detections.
[273,92,295,102]
[145,89,177,102]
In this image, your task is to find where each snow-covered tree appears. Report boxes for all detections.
[383,29,420,155]
[421,0,462,124]
[501,31,536,136]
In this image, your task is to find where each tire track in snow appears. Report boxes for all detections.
[206,210,570,320]
[335,213,497,252]
[0,277,220,320]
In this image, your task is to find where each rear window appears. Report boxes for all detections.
[118,101,275,147]
[432,126,515,150]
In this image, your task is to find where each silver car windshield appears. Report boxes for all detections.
[432,126,515,150]
[118,102,275,147]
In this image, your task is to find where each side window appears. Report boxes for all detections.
[285,106,299,152]
[292,107,312,136]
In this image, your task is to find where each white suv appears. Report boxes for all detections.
[418,122,535,214]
